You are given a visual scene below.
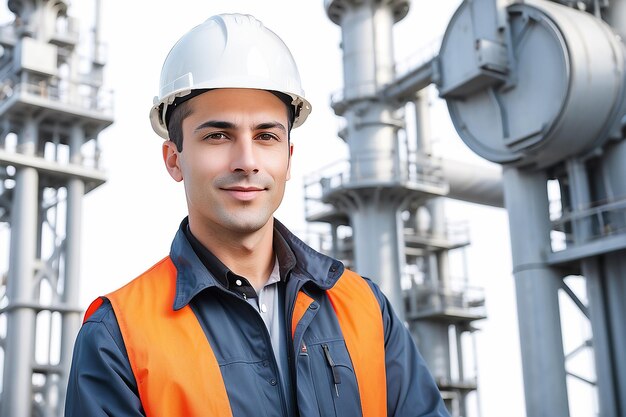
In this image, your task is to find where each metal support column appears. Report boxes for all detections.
[350,200,405,318]
[329,222,340,260]
[414,89,432,156]
[58,125,85,412]
[597,139,626,415]
[2,118,39,417]
[455,329,467,417]
[601,252,626,416]
[502,167,570,417]
[414,199,453,380]
[411,87,453,384]
[430,199,450,287]
[582,258,620,417]
[566,157,620,417]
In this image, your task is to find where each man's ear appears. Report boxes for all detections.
[162,141,184,182]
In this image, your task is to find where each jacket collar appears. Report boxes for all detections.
[169,218,344,311]
[272,219,344,289]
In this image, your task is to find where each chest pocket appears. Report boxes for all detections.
[306,339,363,417]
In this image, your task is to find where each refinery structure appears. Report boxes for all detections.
[0,0,625,416]
[0,0,111,415]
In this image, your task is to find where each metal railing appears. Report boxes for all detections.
[403,221,471,252]
[304,150,447,218]
[403,279,486,320]
[0,78,114,115]
[293,228,484,320]
[551,196,626,250]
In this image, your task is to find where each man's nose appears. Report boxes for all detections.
[230,138,259,174]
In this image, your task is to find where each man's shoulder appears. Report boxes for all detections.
[83,297,114,324]
[338,269,380,293]
[330,269,387,312]
[77,297,133,365]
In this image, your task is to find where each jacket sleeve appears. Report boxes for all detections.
[365,279,451,417]
[65,300,145,417]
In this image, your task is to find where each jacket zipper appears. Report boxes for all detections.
[321,343,341,397]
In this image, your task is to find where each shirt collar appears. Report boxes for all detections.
[170,217,297,310]
[266,256,281,286]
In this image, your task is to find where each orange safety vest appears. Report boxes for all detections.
[84,256,387,417]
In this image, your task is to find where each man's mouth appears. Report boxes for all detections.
[221,186,266,201]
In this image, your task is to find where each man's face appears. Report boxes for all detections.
[163,88,292,236]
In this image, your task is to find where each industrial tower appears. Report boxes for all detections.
[305,0,504,414]
[434,0,626,416]
[0,0,112,416]
[308,0,626,416]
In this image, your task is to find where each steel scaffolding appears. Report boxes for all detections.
[0,1,112,416]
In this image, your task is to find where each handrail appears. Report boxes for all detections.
[404,219,471,247]
[551,196,626,248]
[304,150,447,219]
[304,150,445,189]
[0,78,114,115]
[403,279,486,315]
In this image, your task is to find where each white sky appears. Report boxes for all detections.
[1,0,599,416]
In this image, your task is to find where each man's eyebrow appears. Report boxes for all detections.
[194,120,236,133]
[255,122,286,133]
[193,120,287,133]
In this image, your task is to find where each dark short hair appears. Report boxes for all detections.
[167,99,194,152]
[166,90,294,152]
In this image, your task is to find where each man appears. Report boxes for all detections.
[65,13,450,417]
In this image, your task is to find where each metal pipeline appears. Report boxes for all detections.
[441,158,504,208]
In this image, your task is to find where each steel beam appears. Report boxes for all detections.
[58,124,85,413]
[1,118,38,417]
[382,58,436,104]
[502,167,570,417]
[350,199,405,319]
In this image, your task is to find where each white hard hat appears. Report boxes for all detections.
[149,13,312,139]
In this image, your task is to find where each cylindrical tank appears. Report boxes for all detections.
[438,0,626,169]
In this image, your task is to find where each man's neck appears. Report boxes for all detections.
[188,217,275,291]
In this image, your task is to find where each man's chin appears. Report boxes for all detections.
[218,215,273,235]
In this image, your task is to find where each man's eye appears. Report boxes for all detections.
[258,133,277,141]
[204,132,227,140]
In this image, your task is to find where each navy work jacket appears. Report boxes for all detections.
[65,219,450,417]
